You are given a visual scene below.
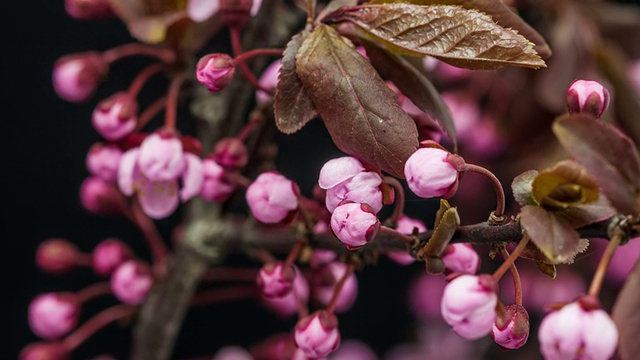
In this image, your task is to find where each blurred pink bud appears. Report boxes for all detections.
[330,203,380,250]
[200,158,236,202]
[329,339,376,360]
[256,59,282,105]
[187,0,220,22]
[263,266,309,317]
[538,301,618,360]
[92,238,133,277]
[246,172,299,224]
[20,342,69,360]
[86,142,123,183]
[80,176,128,216]
[606,237,640,285]
[401,99,444,143]
[92,92,137,141]
[491,304,530,350]
[53,51,107,103]
[441,244,480,275]
[566,79,610,118]
[312,262,358,313]
[213,346,253,360]
[312,249,337,266]
[36,238,80,275]
[387,215,427,265]
[28,293,79,339]
[440,92,481,141]
[65,0,112,20]
[404,147,459,199]
[630,61,640,95]
[213,137,249,169]
[196,53,236,92]
[110,260,153,305]
[408,273,447,320]
[294,310,341,359]
[433,60,473,84]
[258,262,296,298]
[325,172,383,214]
[441,274,498,340]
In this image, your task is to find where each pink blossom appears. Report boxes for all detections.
[256,59,282,105]
[52,51,107,103]
[20,342,70,360]
[312,262,358,313]
[245,172,299,224]
[200,158,236,202]
[118,133,204,219]
[92,238,132,277]
[257,262,296,298]
[92,92,137,141]
[263,265,309,317]
[387,215,427,265]
[441,244,480,275]
[80,176,128,216]
[404,147,459,199]
[538,302,618,360]
[187,0,221,22]
[36,238,80,275]
[65,0,112,20]
[196,53,236,92]
[491,304,530,350]
[566,79,610,118]
[408,273,447,321]
[440,274,498,340]
[110,260,153,305]
[28,293,79,339]
[319,157,383,213]
[330,203,380,250]
[318,157,365,189]
[86,142,123,183]
[294,310,341,359]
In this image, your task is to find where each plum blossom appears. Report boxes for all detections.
[295,310,341,359]
[257,261,296,298]
[319,157,383,213]
[491,304,530,350]
[245,172,299,224]
[404,147,459,199]
[566,79,610,118]
[330,203,380,250]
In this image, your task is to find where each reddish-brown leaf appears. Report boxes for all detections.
[612,254,640,360]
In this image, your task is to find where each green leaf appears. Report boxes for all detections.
[325,4,546,70]
[366,0,551,58]
[532,160,599,210]
[274,30,319,134]
[511,170,539,207]
[553,114,640,215]
[295,24,419,178]
[612,255,640,360]
[520,205,586,264]
[361,41,457,151]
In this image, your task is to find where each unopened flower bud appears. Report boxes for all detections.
[20,342,70,360]
[196,53,236,92]
[538,301,618,360]
[330,202,380,250]
[213,137,249,169]
[246,172,300,224]
[65,0,112,20]
[28,293,80,339]
[36,238,81,275]
[387,215,427,265]
[441,244,480,275]
[491,304,530,350]
[92,238,133,277]
[294,310,341,359]
[110,260,153,305]
[86,142,123,183]
[312,262,358,313]
[53,51,107,103]
[92,92,138,141]
[257,262,296,298]
[200,158,236,202]
[262,266,309,317]
[404,147,459,199]
[441,274,498,340]
[566,79,610,118]
[79,176,128,216]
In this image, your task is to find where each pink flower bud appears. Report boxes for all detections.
[312,262,358,313]
[441,244,480,275]
[311,249,337,266]
[138,132,187,181]
[20,342,70,360]
[200,158,236,202]
[92,238,133,277]
[246,172,300,224]
[440,92,481,142]
[35,238,80,275]
[294,310,341,359]
[213,137,249,169]
[330,339,377,360]
[318,157,365,190]
[53,51,107,103]
[196,53,236,92]
[404,147,459,199]
[441,274,498,340]
[539,301,618,360]
[409,273,447,320]
[258,262,296,298]
[79,176,127,216]
[566,79,610,118]
[110,260,153,305]
[65,0,112,20]
[256,59,282,105]
[86,142,123,183]
[28,293,79,339]
[263,266,309,317]
[330,203,380,250]
[491,304,530,350]
[325,172,383,214]
[92,92,137,141]
[387,215,427,265]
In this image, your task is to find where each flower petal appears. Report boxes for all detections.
[180,153,204,201]
[138,179,179,219]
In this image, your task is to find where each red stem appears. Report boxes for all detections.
[135,95,167,132]
[234,48,284,63]
[326,263,355,314]
[229,27,274,94]
[125,200,169,275]
[190,286,258,307]
[164,73,186,130]
[588,230,623,297]
[285,240,305,266]
[463,163,506,221]
[102,43,176,64]
[63,304,136,350]
[383,176,405,225]
[75,282,112,303]
[128,63,167,98]
[493,236,530,281]
[379,226,416,245]
[500,247,522,305]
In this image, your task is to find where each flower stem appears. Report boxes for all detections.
[63,304,136,350]
[500,247,523,305]
[464,164,506,223]
[383,176,405,225]
[326,263,355,314]
[128,63,167,98]
[285,240,305,266]
[380,226,415,245]
[136,95,167,132]
[234,48,284,63]
[164,73,186,131]
[75,282,112,303]
[588,229,623,297]
[126,200,169,275]
[493,235,530,281]
[102,43,176,64]
[230,27,273,94]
